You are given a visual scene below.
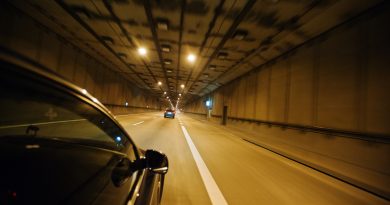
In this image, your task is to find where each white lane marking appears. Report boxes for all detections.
[180,125,228,205]
[115,114,134,118]
[0,119,86,129]
[132,121,144,126]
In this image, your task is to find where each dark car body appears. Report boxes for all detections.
[163,109,175,119]
[0,49,168,205]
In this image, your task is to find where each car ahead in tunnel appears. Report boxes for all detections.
[163,109,175,119]
[0,50,168,205]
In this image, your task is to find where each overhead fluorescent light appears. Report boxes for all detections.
[166,69,173,73]
[101,36,114,44]
[156,19,169,30]
[164,59,172,65]
[161,44,171,52]
[233,29,248,40]
[117,52,127,58]
[217,52,228,59]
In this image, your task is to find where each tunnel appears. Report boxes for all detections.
[0,0,389,204]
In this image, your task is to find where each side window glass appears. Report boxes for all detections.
[0,69,136,159]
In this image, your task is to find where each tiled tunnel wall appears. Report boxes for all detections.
[0,3,159,115]
[184,3,390,198]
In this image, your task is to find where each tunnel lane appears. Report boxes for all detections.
[117,112,388,205]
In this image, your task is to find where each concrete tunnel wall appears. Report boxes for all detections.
[184,4,390,198]
[0,3,159,115]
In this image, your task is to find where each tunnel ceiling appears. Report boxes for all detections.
[9,0,382,105]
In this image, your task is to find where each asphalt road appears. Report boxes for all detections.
[117,112,388,205]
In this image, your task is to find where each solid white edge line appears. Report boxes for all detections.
[180,124,228,205]
[132,121,144,126]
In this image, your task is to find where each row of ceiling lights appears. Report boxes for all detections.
[139,18,248,102]
[137,47,196,63]
[137,47,193,93]
[137,46,188,100]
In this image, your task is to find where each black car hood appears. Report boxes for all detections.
[0,136,124,205]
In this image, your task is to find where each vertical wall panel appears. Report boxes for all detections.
[225,83,234,116]
[84,59,96,95]
[288,46,315,125]
[255,68,270,120]
[245,73,257,119]
[231,81,239,117]
[73,54,88,88]
[0,4,15,47]
[366,8,390,133]
[317,25,359,130]
[92,65,104,101]
[237,78,246,118]
[57,45,76,81]
[9,15,40,60]
[269,60,288,122]
[38,31,61,70]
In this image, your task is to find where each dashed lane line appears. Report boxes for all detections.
[132,121,144,126]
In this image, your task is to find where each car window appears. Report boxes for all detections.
[0,67,134,157]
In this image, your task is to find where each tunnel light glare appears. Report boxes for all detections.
[158,81,162,86]
[163,91,167,95]
[187,54,196,63]
[181,84,185,89]
[138,47,147,56]
[125,102,128,107]
[179,93,182,96]
[115,136,122,142]
[206,100,211,107]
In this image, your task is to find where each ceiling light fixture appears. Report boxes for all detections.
[181,84,185,89]
[158,81,162,86]
[187,54,196,63]
[217,52,228,60]
[138,47,147,56]
[156,19,169,30]
[233,29,248,40]
[117,52,127,58]
[164,59,172,65]
[161,44,171,53]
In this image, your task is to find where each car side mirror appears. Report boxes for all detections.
[145,149,168,174]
